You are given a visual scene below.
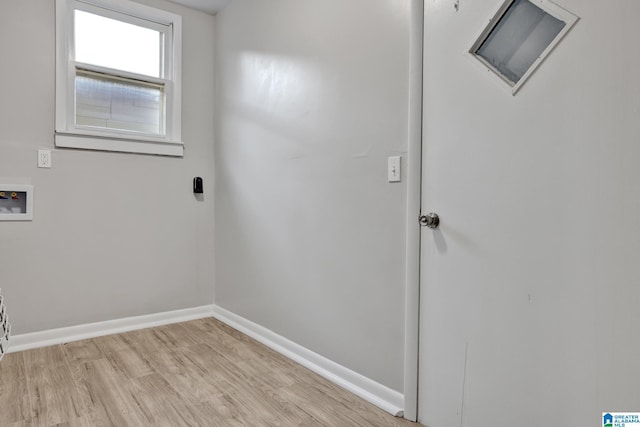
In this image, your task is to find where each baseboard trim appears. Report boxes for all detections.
[211,305,405,417]
[8,305,215,353]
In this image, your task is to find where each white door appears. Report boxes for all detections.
[418,1,640,426]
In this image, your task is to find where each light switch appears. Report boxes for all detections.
[388,156,401,183]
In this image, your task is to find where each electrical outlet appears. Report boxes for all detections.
[38,150,51,168]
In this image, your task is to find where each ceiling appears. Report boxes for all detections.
[167,0,232,15]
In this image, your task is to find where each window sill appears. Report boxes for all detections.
[55,133,184,157]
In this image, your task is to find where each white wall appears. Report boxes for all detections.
[420,0,640,425]
[0,0,215,334]
[214,0,411,392]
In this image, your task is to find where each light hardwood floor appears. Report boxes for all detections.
[0,318,418,426]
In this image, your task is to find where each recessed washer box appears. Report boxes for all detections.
[0,185,33,221]
[469,0,579,95]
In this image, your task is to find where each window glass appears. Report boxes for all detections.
[75,70,165,135]
[74,9,162,78]
[475,0,565,84]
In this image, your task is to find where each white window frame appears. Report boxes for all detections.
[55,0,183,156]
[468,0,579,95]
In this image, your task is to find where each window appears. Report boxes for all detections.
[56,0,183,156]
[469,0,578,95]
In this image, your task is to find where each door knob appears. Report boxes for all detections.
[419,213,440,229]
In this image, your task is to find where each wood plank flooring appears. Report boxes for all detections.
[0,318,418,426]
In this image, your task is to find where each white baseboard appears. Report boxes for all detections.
[8,305,215,353]
[211,305,405,417]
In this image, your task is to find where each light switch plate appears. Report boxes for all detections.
[388,156,401,182]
